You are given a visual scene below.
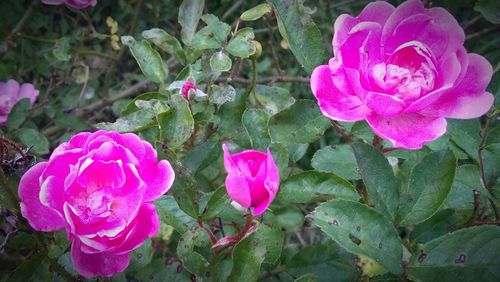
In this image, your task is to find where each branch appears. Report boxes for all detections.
[217,76,309,85]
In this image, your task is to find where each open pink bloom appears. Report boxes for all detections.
[310,0,494,149]
[222,144,280,216]
[42,0,97,9]
[19,130,175,278]
[0,80,39,125]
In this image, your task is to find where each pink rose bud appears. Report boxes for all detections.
[310,0,494,149]
[19,130,175,278]
[222,144,280,216]
[42,0,97,9]
[181,81,197,99]
[0,79,39,125]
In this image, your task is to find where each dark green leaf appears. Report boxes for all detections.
[142,28,186,65]
[352,142,399,221]
[181,138,221,173]
[288,143,308,162]
[227,234,266,282]
[7,254,51,282]
[267,0,325,72]
[122,36,166,84]
[312,200,403,275]
[240,3,272,21]
[131,259,191,282]
[129,238,153,271]
[171,175,199,218]
[254,84,295,115]
[242,108,270,151]
[179,0,205,45]
[312,144,359,180]
[271,206,304,231]
[269,142,289,178]
[177,228,211,277]
[411,209,466,244]
[277,171,359,204]
[17,128,49,155]
[474,0,500,24]
[7,98,30,129]
[96,108,156,133]
[399,150,456,225]
[226,28,256,58]
[155,195,196,234]
[202,14,231,43]
[161,94,194,148]
[201,186,230,220]
[210,85,236,106]
[408,225,500,281]
[269,100,331,144]
[255,223,284,264]
[209,51,232,72]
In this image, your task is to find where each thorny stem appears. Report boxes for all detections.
[198,218,218,245]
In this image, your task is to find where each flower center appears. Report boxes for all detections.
[372,41,436,102]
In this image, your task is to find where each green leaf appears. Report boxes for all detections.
[209,51,232,72]
[288,143,308,162]
[255,223,284,264]
[201,186,230,220]
[191,27,223,51]
[17,128,49,155]
[352,142,399,221]
[399,150,456,225]
[312,144,359,180]
[283,241,360,281]
[7,98,30,129]
[271,206,304,231]
[161,94,194,148]
[217,90,247,137]
[254,84,295,115]
[7,254,51,282]
[210,84,236,106]
[202,14,231,43]
[411,209,466,244]
[277,171,359,204]
[131,259,191,282]
[96,108,156,133]
[122,36,166,84]
[242,108,271,151]
[142,28,186,65]
[171,175,199,218]
[155,195,196,234]
[48,231,70,258]
[181,138,221,173]
[267,0,325,72]
[226,28,256,58]
[177,228,211,277]
[408,225,500,281]
[269,142,289,178]
[474,0,500,24]
[129,238,153,271]
[447,119,480,161]
[240,3,272,21]
[311,200,403,275]
[121,92,168,115]
[269,100,331,144]
[227,234,266,282]
[445,165,487,212]
[178,0,205,45]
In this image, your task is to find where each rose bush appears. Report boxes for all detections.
[41,0,97,9]
[222,144,280,216]
[0,79,39,125]
[18,130,174,277]
[311,0,494,149]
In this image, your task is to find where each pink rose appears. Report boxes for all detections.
[181,81,197,99]
[42,0,97,9]
[222,144,280,216]
[0,79,39,125]
[310,0,494,149]
[19,130,175,277]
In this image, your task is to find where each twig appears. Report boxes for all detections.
[222,0,244,21]
[217,76,309,85]
[466,25,500,41]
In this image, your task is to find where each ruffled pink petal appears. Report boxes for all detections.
[365,92,405,116]
[112,203,160,254]
[311,65,369,122]
[141,160,175,202]
[366,113,447,149]
[71,239,130,278]
[420,54,494,119]
[339,22,383,68]
[19,162,66,231]
[382,0,426,47]
[223,144,252,208]
[357,1,395,25]
[332,14,357,54]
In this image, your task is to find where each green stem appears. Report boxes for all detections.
[15,33,57,44]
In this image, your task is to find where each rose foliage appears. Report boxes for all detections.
[0,0,499,281]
